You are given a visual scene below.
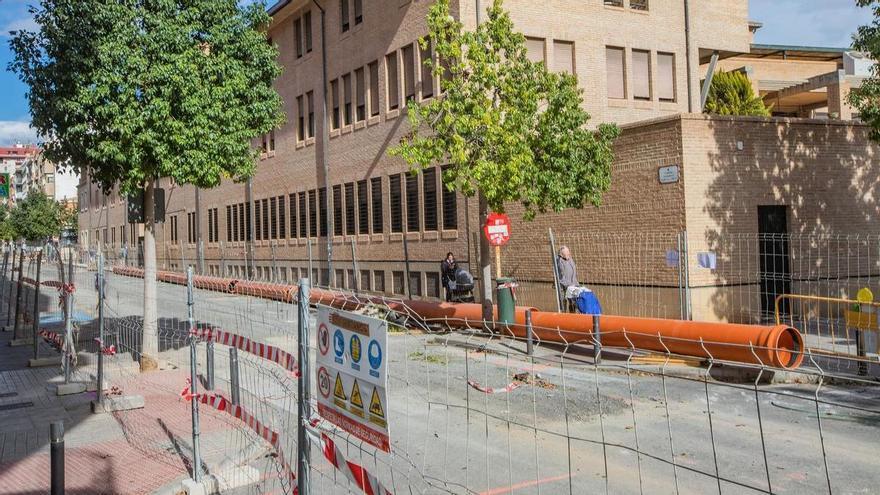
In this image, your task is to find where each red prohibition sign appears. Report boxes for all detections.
[318,367,331,398]
[483,213,511,247]
[318,323,330,355]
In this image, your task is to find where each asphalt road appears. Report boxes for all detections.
[49,265,880,494]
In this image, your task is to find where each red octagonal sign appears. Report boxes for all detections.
[484,213,511,246]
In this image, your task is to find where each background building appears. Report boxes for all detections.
[78,0,878,324]
[0,143,39,204]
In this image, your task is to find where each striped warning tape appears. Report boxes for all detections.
[38,329,63,349]
[467,379,521,394]
[189,327,299,376]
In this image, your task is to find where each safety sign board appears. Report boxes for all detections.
[315,306,391,452]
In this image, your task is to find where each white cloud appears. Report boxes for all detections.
[0,121,38,146]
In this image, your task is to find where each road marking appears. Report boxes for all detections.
[479,473,574,495]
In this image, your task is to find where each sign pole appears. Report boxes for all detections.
[494,245,501,280]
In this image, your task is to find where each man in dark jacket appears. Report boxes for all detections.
[440,252,457,301]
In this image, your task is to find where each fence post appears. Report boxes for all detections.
[682,229,692,320]
[5,246,16,328]
[593,314,602,365]
[403,235,413,300]
[12,249,24,338]
[229,347,240,405]
[198,240,205,276]
[186,266,202,482]
[677,231,685,320]
[220,241,226,277]
[206,340,215,391]
[548,229,562,313]
[525,309,534,356]
[350,238,360,292]
[271,242,278,282]
[63,249,74,384]
[1,247,8,301]
[307,238,313,283]
[32,248,43,360]
[296,278,311,495]
[50,421,64,495]
[96,253,105,406]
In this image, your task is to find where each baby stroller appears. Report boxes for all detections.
[447,268,475,303]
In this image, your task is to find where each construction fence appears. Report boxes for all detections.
[7,242,880,494]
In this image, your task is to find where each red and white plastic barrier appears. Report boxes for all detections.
[189,327,299,376]
[39,329,63,349]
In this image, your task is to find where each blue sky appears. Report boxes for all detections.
[0,0,871,145]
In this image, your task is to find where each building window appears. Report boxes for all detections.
[357,180,368,234]
[420,41,434,99]
[331,79,340,129]
[405,173,419,232]
[657,52,676,102]
[255,199,262,241]
[369,61,380,117]
[226,206,232,242]
[426,272,440,298]
[289,193,298,238]
[526,37,545,65]
[374,270,385,293]
[308,190,317,237]
[632,49,651,100]
[553,40,574,74]
[604,0,623,6]
[171,215,178,243]
[371,177,383,233]
[297,95,305,141]
[276,196,286,239]
[409,271,422,297]
[355,67,366,122]
[344,182,356,235]
[402,44,416,103]
[392,271,405,295]
[606,46,626,99]
[336,269,346,288]
[232,205,239,241]
[188,212,197,244]
[333,185,343,236]
[354,0,363,24]
[386,53,399,111]
[423,168,437,231]
[389,174,403,233]
[304,11,313,53]
[307,91,315,138]
[441,166,458,230]
[294,17,303,58]
[343,73,353,126]
[630,0,649,11]
[270,197,277,239]
[319,187,328,237]
[340,0,349,32]
[360,269,371,291]
[299,192,308,238]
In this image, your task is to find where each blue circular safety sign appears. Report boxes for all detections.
[333,330,345,358]
[349,335,362,363]
[368,340,382,370]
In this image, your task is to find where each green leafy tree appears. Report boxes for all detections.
[10,0,284,371]
[9,192,63,243]
[0,204,15,242]
[704,70,771,117]
[390,0,619,321]
[850,0,880,141]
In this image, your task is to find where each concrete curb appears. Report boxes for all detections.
[152,466,261,495]
[91,395,146,413]
[29,356,62,367]
[9,338,33,347]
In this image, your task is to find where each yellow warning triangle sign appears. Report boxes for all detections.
[334,373,347,401]
[369,387,385,419]
[350,379,364,410]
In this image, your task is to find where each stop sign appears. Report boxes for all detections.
[484,213,511,246]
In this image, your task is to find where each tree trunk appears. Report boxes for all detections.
[478,193,493,330]
[140,179,159,371]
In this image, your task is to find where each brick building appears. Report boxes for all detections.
[78,0,878,322]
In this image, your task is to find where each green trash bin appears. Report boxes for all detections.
[496,277,517,325]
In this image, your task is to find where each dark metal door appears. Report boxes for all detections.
[758,206,790,320]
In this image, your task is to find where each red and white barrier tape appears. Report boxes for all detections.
[93,338,116,355]
[467,379,521,394]
[314,429,393,495]
[38,329,63,349]
[189,327,299,376]
[42,280,63,288]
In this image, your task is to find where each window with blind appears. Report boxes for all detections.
[299,192,307,238]
[304,11,312,53]
[331,79,340,129]
[630,0,649,11]
[402,44,416,102]
[232,205,239,241]
[308,190,317,237]
[270,197,277,239]
[406,173,419,232]
[357,180,368,234]
[319,187,328,237]
[632,49,651,100]
[389,174,403,233]
[289,193,298,238]
[307,91,315,138]
[297,95,305,141]
[354,0,363,24]
[294,17,303,58]
[525,37,545,65]
[374,270,385,293]
[171,215,178,243]
[355,67,366,121]
[226,206,232,242]
[606,46,626,99]
[369,61,380,117]
[441,166,458,230]
[333,185,343,236]
[371,177,383,233]
[278,196,286,239]
[657,52,675,102]
[340,0,349,32]
[409,271,422,297]
[254,200,262,241]
[343,73,352,126]
[423,168,437,231]
[345,182,355,235]
[553,40,574,74]
[212,208,219,243]
[386,53,399,110]
[421,41,434,99]
[604,0,623,7]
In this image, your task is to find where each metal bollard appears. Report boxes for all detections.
[525,309,534,356]
[206,340,215,391]
[12,251,23,338]
[32,249,43,360]
[229,347,241,406]
[186,267,202,482]
[593,314,602,365]
[296,278,311,495]
[50,421,64,495]
[6,246,16,327]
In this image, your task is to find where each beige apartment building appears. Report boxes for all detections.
[78,0,878,323]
